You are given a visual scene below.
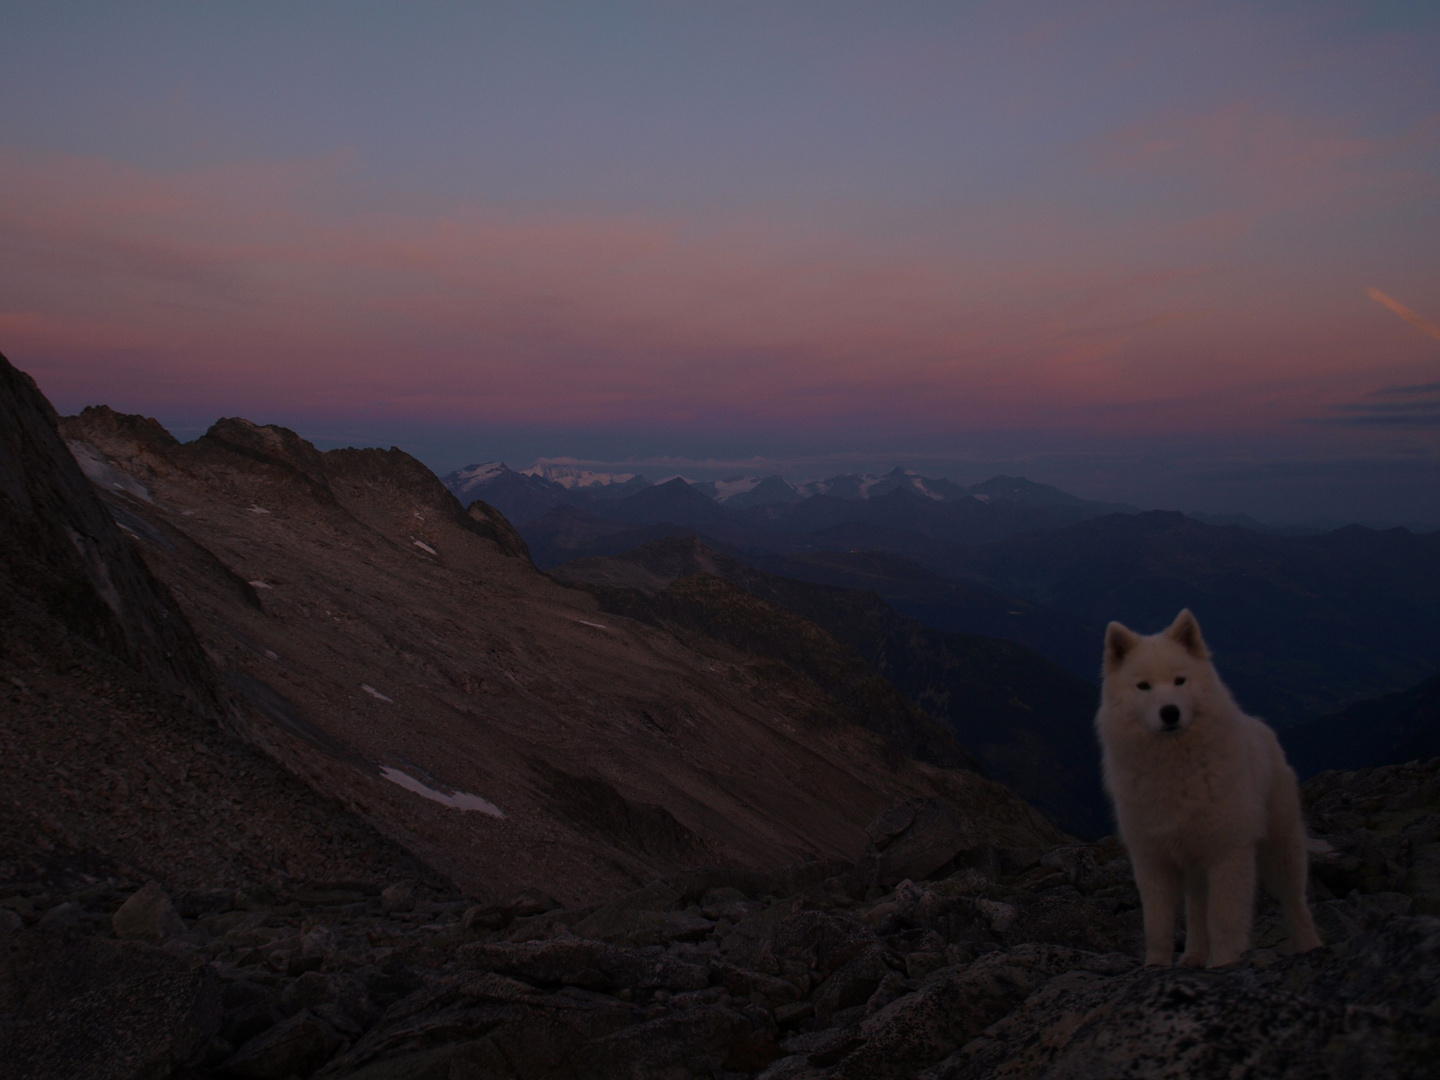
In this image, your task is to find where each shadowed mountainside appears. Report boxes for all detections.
[944,511,1440,727]
[552,537,1108,840]
[564,572,979,775]
[1285,673,1440,779]
[0,360,220,715]
[738,548,1100,681]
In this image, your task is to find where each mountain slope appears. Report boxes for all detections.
[741,548,1099,680]
[553,537,1107,839]
[1,357,436,900]
[570,572,978,773]
[59,406,1062,905]
[1284,673,1440,778]
[605,476,732,528]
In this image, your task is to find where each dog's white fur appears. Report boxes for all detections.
[1095,610,1321,967]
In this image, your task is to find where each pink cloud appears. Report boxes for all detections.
[1,143,1434,440]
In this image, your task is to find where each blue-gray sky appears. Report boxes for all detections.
[2,1,1438,523]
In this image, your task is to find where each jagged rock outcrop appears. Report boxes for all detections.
[0,353,219,712]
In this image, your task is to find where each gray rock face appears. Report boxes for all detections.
[945,919,1440,1080]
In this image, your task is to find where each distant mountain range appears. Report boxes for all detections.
[443,456,1440,770]
[441,463,1137,522]
[443,465,1142,566]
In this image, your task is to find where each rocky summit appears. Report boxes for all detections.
[3,347,1440,1080]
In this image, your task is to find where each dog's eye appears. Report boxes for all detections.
[1136,681,1151,691]
[1175,676,1186,686]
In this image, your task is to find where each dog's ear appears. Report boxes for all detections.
[1165,609,1210,659]
[1104,622,1140,673]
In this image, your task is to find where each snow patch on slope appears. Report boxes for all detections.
[379,766,504,816]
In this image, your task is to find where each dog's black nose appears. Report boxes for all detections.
[1160,705,1181,728]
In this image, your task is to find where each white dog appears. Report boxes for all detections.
[1096,609,1322,967]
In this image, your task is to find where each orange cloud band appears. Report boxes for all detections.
[1366,287,1440,344]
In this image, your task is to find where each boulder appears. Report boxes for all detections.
[0,908,23,942]
[709,961,803,1007]
[112,882,186,945]
[571,880,693,944]
[572,907,714,947]
[860,799,993,886]
[457,939,710,994]
[378,883,415,914]
[218,1009,343,1078]
[811,944,899,1026]
[768,909,879,980]
[813,944,1114,1078]
[947,922,1440,1079]
[462,902,514,931]
[3,935,222,1079]
[512,888,561,918]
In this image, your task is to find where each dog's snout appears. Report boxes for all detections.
[1160,704,1181,728]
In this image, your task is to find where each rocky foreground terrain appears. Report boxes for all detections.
[4,760,1439,1079]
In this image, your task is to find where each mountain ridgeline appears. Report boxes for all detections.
[446,459,1440,752]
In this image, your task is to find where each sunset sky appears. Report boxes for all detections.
[3,2,1438,522]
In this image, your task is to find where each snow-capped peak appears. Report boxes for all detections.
[523,462,639,489]
[453,462,509,484]
[711,476,763,501]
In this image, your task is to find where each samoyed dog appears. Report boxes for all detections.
[1096,609,1321,967]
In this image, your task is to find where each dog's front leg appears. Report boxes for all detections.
[1180,871,1209,968]
[1134,858,1182,966]
[1204,852,1257,967]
